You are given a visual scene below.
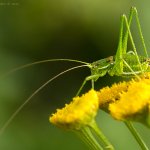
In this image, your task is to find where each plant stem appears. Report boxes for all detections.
[125,121,149,150]
[76,126,103,150]
[90,121,115,150]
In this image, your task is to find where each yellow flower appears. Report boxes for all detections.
[50,90,99,130]
[96,73,150,127]
[109,78,150,120]
[107,73,150,127]
[97,81,129,110]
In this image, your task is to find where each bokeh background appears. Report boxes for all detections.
[0,0,150,150]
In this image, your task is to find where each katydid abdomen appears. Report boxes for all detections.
[122,53,149,75]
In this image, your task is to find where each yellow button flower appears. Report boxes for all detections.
[97,81,129,110]
[95,73,150,127]
[50,90,99,130]
[108,73,150,127]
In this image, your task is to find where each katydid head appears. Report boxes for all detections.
[90,56,114,81]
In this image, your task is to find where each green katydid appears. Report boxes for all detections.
[0,7,149,135]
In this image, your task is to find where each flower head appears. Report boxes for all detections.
[50,90,99,130]
[108,73,150,127]
[97,81,129,110]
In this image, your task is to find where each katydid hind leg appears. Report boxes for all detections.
[133,7,148,58]
[113,7,143,76]
[113,7,147,76]
[123,7,149,73]
[109,16,125,76]
[122,7,147,57]
[122,7,135,54]
[123,14,143,72]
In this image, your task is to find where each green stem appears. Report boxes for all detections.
[125,121,149,150]
[90,121,115,150]
[75,126,103,150]
[76,131,96,150]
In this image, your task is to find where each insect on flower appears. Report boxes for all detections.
[0,7,149,135]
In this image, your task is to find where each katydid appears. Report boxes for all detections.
[0,7,149,135]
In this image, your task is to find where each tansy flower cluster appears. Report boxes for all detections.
[49,73,150,150]
[97,81,129,110]
[50,73,150,130]
[109,76,150,126]
[50,90,114,150]
[50,90,99,130]
[98,73,150,127]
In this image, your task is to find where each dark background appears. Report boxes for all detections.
[0,0,150,150]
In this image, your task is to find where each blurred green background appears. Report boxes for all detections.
[0,0,150,150]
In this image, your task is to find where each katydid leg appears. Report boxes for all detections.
[76,74,105,96]
[123,14,143,72]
